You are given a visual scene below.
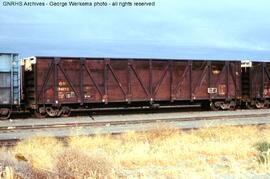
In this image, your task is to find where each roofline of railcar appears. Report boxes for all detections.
[20,55,270,63]
[21,56,248,62]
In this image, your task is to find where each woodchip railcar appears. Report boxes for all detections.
[22,56,242,117]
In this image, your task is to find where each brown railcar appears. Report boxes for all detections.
[22,57,241,117]
[242,62,270,108]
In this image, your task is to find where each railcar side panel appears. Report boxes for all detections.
[83,59,104,103]
[265,63,270,98]
[250,62,270,99]
[130,60,150,101]
[23,57,241,111]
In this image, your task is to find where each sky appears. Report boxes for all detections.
[0,0,270,61]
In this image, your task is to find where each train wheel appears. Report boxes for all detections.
[263,102,269,109]
[34,111,47,118]
[210,102,220,111]
[255,101,268,109]
[246,100,268,109]
[61,106,71,117]
[228,101,236,111]
[263,100,269,109]
[45,107,59,117]
[0,108,11,120]
[34,107,47,118]
[211,101,235,111]
[266,101,270,109]
[245,102,255,109]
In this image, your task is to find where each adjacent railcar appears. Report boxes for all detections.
[242,61,270,108]
[0,53,21,119]
[22,57,241,117]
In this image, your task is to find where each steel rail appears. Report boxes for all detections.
[0,112,270,133]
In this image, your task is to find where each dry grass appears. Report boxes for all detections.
[1,124,270,178]
[12,137,64,171]
[56,148,114,178]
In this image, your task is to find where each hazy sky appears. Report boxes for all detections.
[0,0,270,60]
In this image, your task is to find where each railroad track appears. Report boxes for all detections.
[1,112,270,132]
[1,109,270,146]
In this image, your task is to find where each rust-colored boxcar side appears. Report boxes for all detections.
[22,57,241,116]
[247,62,270,108]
